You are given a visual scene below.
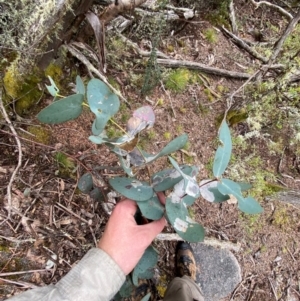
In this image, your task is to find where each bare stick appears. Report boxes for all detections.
[155,233,241,252]
[0,277,38,289]
[229,0,238,35]
[0,269,48,277]
[250,0,293,20]
[160,81,176,118]
[221,26,268,63]
[0,89,23,219]
[64,44,130,107]
[157,58,251,79]
[268,8,300,66]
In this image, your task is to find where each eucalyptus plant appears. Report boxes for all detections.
[38,76,263,298]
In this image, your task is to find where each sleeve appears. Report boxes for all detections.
[7,248,126,301]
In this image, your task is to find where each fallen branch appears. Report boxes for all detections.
[157,58,251,79]
[0,89,23,219]
[229,0,238,35]
[250,0,293,20]
[64,43,130,107]
[268,7,300,66]
[221,26,268,63]
[155,233,241,252]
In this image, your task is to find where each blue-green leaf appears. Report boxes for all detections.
[87,79,120,134]
[45,76,59,96]
[213,121,232,177]
[218,179,263,214]
[166,197,205,242]
[76,75,85,95]
[37,94,84,124]
[238,196,263,214]
[217,179,243,201]
[200,179,230,203]
[78,173,93,193]
[151,166,192,192]
[137,196,164,220]
[169,157,200,198]
[118,276,133,298]
[109,177,153,201]
[132,246,158,285]
[90,188,105,202]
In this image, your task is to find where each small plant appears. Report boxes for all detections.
[204,28,218,44]
[38,76,263,299]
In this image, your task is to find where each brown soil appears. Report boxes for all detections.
[1,1,299,301]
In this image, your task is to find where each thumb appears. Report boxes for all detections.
[142,217,167,239]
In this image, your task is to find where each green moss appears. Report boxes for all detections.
[272,207,291,228]
[54,152,76,178]
[45,63,63,89]
[206,0,230,27]
[147,129,156,140]
[24,125,51,144]
[3,64,43,115]
[216,109,248,127]
[163,132,171,140]
[165,68,192,92]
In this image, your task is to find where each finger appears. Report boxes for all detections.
[114,199,137,216]
[142,217,166,239]
[156,191,166,205]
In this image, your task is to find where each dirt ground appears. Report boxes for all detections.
[1,1,300,300]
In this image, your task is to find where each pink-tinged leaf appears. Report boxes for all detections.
[133,106,155,126]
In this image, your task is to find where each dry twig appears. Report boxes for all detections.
[221,26,268,63]
[0,89,23,219]
[250,0,293,20]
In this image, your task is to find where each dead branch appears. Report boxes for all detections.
[250,0,293,20]
[268,7,300,66]
[64,43,130,107]
[221,26,268,63]
[229,0,238,35]
[155,233,241,252]
[0,270,48,277]
[156,58,251,79]
[0,89,23,219]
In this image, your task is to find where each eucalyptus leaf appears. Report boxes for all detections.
[78,173,93,193]
[169,157,200,198]
[87,79,120,134]
[132,246,158,285]
[151,166,192,192]
[45,76,59,96]
[118,276,133,298]
[109,177,153,201]
[213,121,232,177]
[76,75,85,95]
[137,196,164,220]
[166,197,205,242]
[200,179,229,203]
[90,187,105,202]
[37,94,84,124]
[238,196,263,214]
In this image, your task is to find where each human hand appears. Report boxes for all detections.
[98,193,166,275]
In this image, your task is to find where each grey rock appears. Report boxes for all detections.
[191,243,242,301]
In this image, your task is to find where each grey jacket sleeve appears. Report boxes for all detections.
[8,248,126,301]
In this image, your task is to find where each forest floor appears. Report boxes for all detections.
[0,1,300,300]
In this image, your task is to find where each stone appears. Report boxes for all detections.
[191,243,242,301]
